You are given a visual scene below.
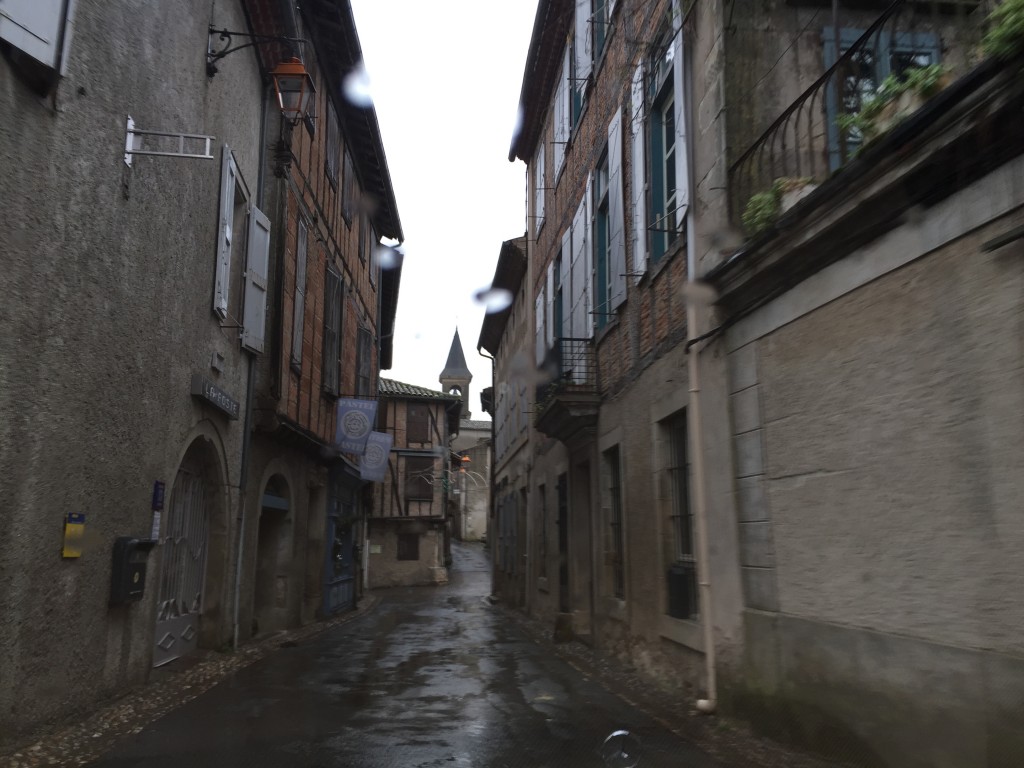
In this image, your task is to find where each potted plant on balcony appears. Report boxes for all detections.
[982,0,1024,60]
[741,177,818,236]
[837,64,949,146]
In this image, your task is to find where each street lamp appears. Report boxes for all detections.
[270,57,316,124]
[206,27,314,124]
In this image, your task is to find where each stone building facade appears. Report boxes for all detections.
[367,379,460,588]
[0,0,402,742]
[499,0,1022,764]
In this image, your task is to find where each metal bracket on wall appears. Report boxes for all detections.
[124,115,215,167]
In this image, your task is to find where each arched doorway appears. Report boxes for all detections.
[154,436,223,667]
[252,475,292,636]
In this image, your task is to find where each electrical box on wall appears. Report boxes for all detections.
[109,537,156,605]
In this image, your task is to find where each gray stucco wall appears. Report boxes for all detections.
[0,0,264,739]
[725,168,1024,766]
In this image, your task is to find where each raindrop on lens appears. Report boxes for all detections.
[342,63,373,107]
[473,286,514,314]
[374,245,403,271]
[680,279,718,308]
[600,730,642,768]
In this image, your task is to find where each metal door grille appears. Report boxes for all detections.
[154,468,209,666]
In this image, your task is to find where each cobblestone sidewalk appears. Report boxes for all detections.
[0,597,380,768]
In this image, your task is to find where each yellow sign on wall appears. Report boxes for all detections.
[62,513,86,558]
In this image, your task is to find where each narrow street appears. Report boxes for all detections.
[87,542,722,768]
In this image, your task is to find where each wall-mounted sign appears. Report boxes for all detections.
[335,398,378,455]
[62,513,86,558]
[360,431,393,482]
[190,374,240,420]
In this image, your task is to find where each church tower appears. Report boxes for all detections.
[440,329,473,420]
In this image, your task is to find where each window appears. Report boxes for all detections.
[322,266,343,396]
[553,251,564,341]
[404,456,434,502]
[325,100,340,188]
[356,327,373,398]
[826,28,941,169]
[649,34,678,264]
[407,403,430,444]
[593,0,609,62]
[553,48,570,176]
[397,533,419,561]
[291,219,309,368]
[594,151,611,330]
[213,145,270,354]
[605,446,625,599]
[666,411,698,620]
[538,485,548,579]
[342,150,355,226]
[534,145,546,233]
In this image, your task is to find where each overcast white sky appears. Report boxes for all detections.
[349,1,539,418]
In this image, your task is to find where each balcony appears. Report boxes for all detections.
[534,337,600,446]
[729,0,983,232]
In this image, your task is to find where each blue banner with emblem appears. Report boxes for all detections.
[360,431,393,482]
[335,398,378,455]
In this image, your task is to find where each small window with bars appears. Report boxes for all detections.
[397,533,419,561]
[666,411,698,620]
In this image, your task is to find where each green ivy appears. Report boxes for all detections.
[983,0,1024,59]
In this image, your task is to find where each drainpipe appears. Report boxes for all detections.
[477,346,497,597]
[684,35,717,715]
[232,75,272,651]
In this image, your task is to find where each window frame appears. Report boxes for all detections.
[407,403,431,444]
[665,410,698,620]
[404,455,434,503]
[322,265,343,397]
[325,99,340,189]
[593,150,611,330]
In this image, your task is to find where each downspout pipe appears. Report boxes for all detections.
[683,33,718,715]
[232,72,272,651]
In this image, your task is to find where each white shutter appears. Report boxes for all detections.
[214,146,237,319]
[570,197,588,339]
[0,0,69,70]
[242,205,271,353]
[291,220,308,364]
[545,263,555,349]
[583,173,594,340]
[608,107,627,310]
[535,146,545,231]
[553,50,569,176]
[560,229,572,339]
[672,22,690,225]
[574,0,592,97]
[535,286,545,367]
[630,62,647,284]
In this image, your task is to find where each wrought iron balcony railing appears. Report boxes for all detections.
[728,0,983,226]
[535,337,598,409]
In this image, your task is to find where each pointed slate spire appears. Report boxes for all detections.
[440,329,473,419]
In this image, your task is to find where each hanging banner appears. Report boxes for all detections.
[335,398,378,455]
[360,431,393,482]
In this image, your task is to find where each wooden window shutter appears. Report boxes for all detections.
[608,107,627,310]
[241,205,271,353]
[672,17,690,226]
[213,146,238,319]
[291,219,308,365]
[322,266,343,395]
[0,0,71,71]
[630,63,647,283]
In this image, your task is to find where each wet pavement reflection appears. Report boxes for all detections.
[90,542,721,767]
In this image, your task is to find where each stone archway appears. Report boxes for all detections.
[154,432,228,667]
[252,474,293,636]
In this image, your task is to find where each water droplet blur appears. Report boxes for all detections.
[354,190,379,217]
[680,279,718,308]
[473,286,514,314]
[600,730,642,768]
[342,63,373,107]
[904,204,926,225]
[374,245,403,271]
